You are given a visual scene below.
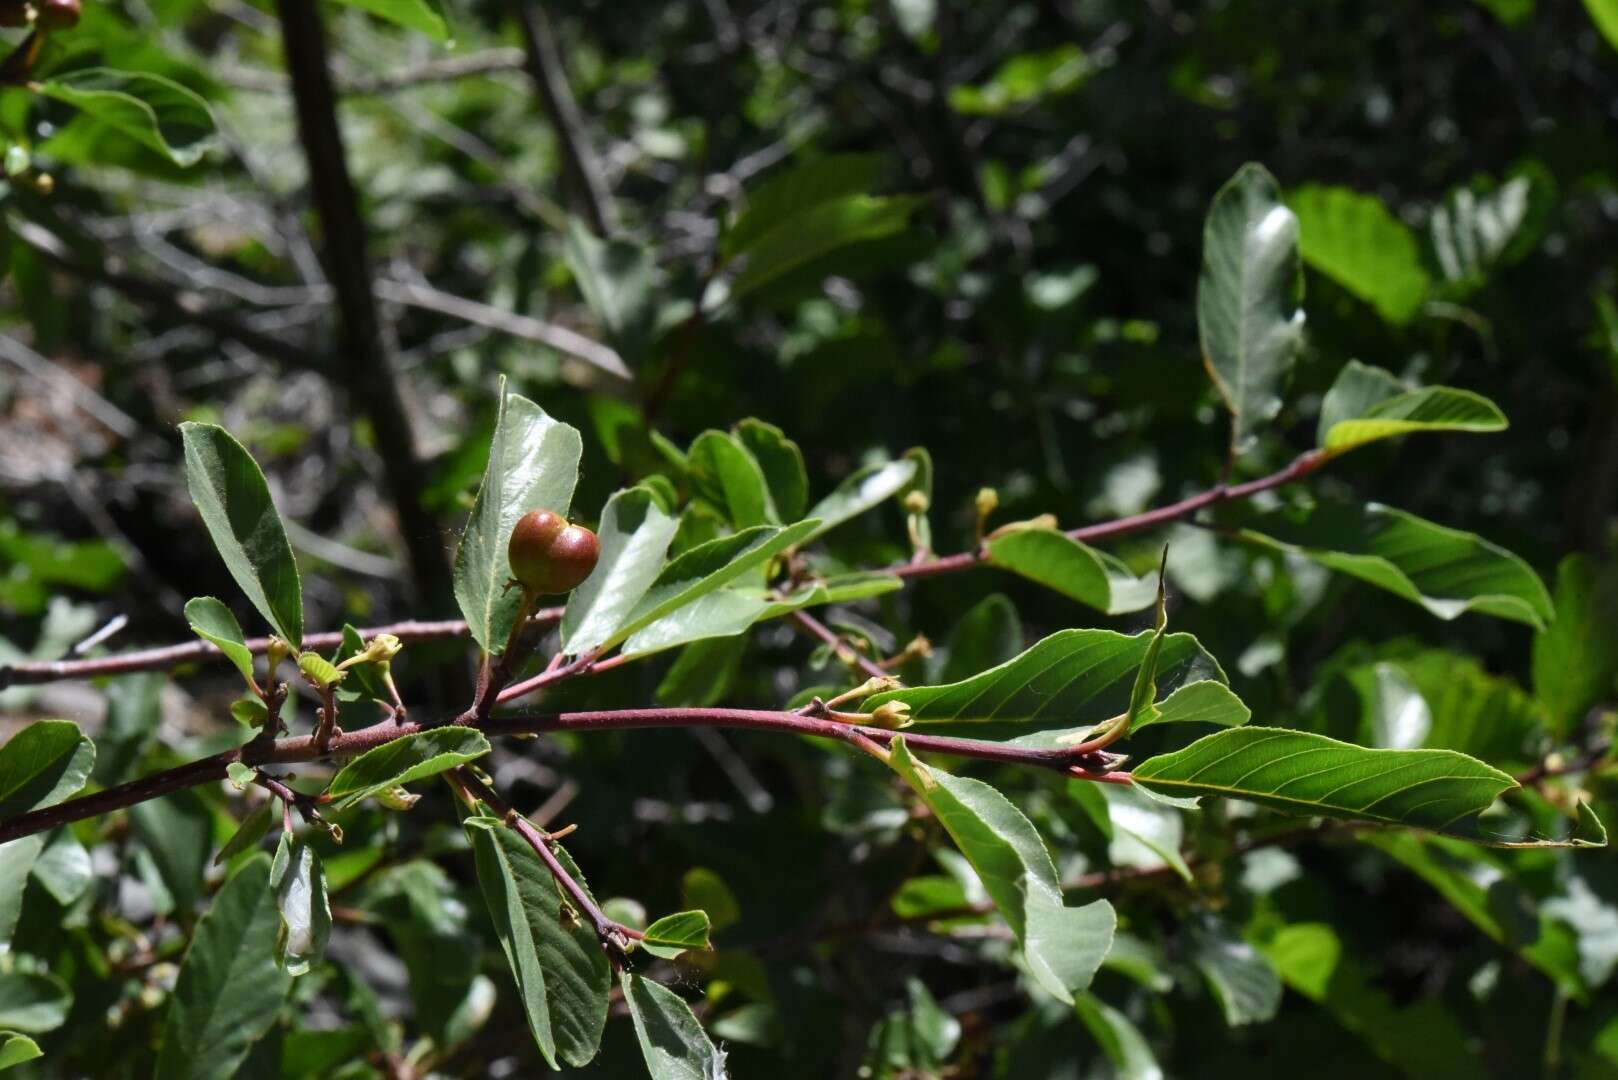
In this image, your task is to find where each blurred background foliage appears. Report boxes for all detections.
[3,0,1618,1076]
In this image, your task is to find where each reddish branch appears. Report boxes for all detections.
[788,610,891,682]
[0,708,1120,846]
[0,449,1329,691]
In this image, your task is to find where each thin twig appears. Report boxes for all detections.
[0,706,1119,845]
[789,609,891,682]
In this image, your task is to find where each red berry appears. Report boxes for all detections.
[36,0,78,31]
[507,510,598,595]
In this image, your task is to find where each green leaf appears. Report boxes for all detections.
[1103,785,1191,881]
[1317,361,1507,455]
[296,652,343,688]
[463,818,610,1069]
[0,719,95,820]
[605,520,819,652]
[215,803,273,867]
[947,45,1091,116]
[642,910,712,959]
[30,828,91,906]
[327,0,450,40]
[39,69,217,167]
[1074,993,1161,1080]
[734,419,808,523]
[565,219,657,359]
[1361,831,1586,997]
[621,574,899,659]
[130,789,213,914]
[1287,185,1429,324]
[0,839,44,948]
[452,378,583,654]
[682,868,741,932]
[1190,919,1282,1026]
[93,671,163,785]
[334,625,389,705]
[1429,174,1538,295]
[271,837,331,978]
[929,593,1021,684]
[802,458,917,541]
[888,737,1115,1002]
[0,1034,40,1071]
[621,972,730,1079]
[1238,502,1553,629]
[987,529,1157,614]
[179,423,303,648]
[721,195,924,307]
[1533,554,1618,738]
[183,597,256,685]
[1262,923,1486,1080]
[1587,0,1618,50]
[687,431,774,528]
[1138,680,1251,732]
[656,635,747,708]
[157,854,294,1080]
[327,729,490,811]
[0,975,68,1034]
[863,628,1229,745]
[723,153,889,258]
[1197,163,1304,458]
[867,977,961,1074]
[1129,726,1574,845]
[561,487,681,655]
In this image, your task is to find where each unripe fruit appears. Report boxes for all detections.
[508,510,599,595]
[36,0,78,30]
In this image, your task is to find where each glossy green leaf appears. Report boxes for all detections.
[867,977,961,1074]
[452,379,583,655]
[1129,726,1590,846]
[1074,993,1161,1080]
[1317,361,1507,455]
[605,520,819,651]
[1190,919,1282,1026]
[40,69,217,167]
[682,868,741,931]
[1262,923,1485,1080]
[30,828,91,906]
[1239,502,1553,629]
[803,458,917,541]
[888,737,1115,1003]
[641,910,712,959]
[1429,174,1536,295]
[183,597,256,685]
[214,803,273,867]
[724,154,888,258]
[157,855,293,1080]
[179,423,303,648]
[948,45,1092,116]
[328,0,450,40]
[987,529,1157,614]
[1361,831,1585,997]
[565,219,656,359]
[271,837,331,977]
[327,729,490,810]
[623,572,899,658]
[463,818,610,1069]
[1103,785,1190,881]
[0,839,43,948]
[0,1034,40,1071]
[1588,0,1618,50]
[621,971,729,1079]
[863,628,1230,744]
[296,652,342,688]
[0,975,68,1035]
[0,719,95,820]
[1533,554,1618,738]
[722,195,923,306]
[929,593,1021,684]
[734,419,808,523]
[561,486,681,655]
[1288,185,1429,324]
[1197,163,1304,457]
[687,431,774,528]
[656,634,746,708]
[130,789,213,915]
